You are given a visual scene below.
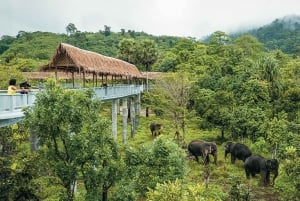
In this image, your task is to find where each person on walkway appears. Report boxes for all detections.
[20,81,31,94]
[8,78,17,95]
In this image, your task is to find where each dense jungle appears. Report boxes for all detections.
[0,15,299,201]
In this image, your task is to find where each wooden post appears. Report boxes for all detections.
[96,73,98,87]
[93,73,95,87]
[72,72,75,88]
[83,70,86,88]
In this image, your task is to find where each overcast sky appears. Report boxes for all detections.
[0,0,299,39]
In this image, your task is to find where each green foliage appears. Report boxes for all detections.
[23,79,121,201]
[66,23,78,35]
[0,65,24,89]
[147,72,195,143]
[227,175,252,201]
[275,146,300,200]
[117,38,158,71]
[146,179,225,201]
[247,16,300,54]
[1,22,300,200]
[119,137,188,198]
[249,137,270,154]
[0,125,42,200]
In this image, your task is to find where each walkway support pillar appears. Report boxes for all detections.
[30,128,39,151]
[112,99,118,139]
[134,94,141,130]
[130,97,135,138]
[122,98,128,144]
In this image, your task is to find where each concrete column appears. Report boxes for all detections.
[122,98,128,144]
[112,99,118,139]
[134,94,141,129]
[30,128,39,151]
[117,99,120,115]
[130,97,135,138]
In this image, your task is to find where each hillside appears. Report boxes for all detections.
[243,15,300,54]
[0,30,184,71]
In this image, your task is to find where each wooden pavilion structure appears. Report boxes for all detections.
[39,43,144,87]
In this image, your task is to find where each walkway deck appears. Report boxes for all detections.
[0,85,144,127]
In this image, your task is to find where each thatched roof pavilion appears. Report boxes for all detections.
[40,43,144,87]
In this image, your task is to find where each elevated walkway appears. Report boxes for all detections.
[0,85,144,127]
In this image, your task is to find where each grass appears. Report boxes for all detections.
[101,107,281,200]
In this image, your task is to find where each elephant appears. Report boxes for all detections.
[187,140,218,165]
[150,123,162,136]
[244,154,279,186]
[224,141,252,164]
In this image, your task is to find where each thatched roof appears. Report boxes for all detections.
[40,43,144,78]
[23,72,93,80]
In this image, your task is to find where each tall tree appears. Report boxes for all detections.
[66,23,78,35]
[146,72,194,144]
[23,79,120,201]
[137,39,158,116]
[117,38,137,64]
[103,25,111,36]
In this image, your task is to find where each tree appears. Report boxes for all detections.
[23,79,121,201]
[103,25,111,36]
[234,34,263,57]
[137,39,158,116]
[123,137,187,198]
[207,31,231,55]
[257,55,281,101]
[136,39,158,71]
[0,126,41,200]
[117,38,137,64]
[66,23,78,35]
[147,72,194,144]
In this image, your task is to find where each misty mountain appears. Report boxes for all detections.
[238,15,300,54]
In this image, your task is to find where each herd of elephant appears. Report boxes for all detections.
[149,123,279,186]
[187,140,279,186]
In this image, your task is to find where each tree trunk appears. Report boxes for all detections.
[102,189,108,201]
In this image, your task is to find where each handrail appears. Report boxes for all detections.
[0,85,144,124]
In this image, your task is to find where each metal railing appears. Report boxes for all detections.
[0,85,144,126]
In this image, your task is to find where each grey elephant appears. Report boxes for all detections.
[149,123,162,136]
[224,141,252,164]
[244,154,279,186]
[187,140,218,165]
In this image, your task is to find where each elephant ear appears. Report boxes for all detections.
[265,160,272,170]
[225,142,232,150]
[266,159,279,170]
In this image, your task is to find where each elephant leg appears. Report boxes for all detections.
[195,155,199,163]
[260,171,268,186]
[266,171,270,185]
[207,155,210,163]
[245,169,251,179]
[231,155,235,164]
